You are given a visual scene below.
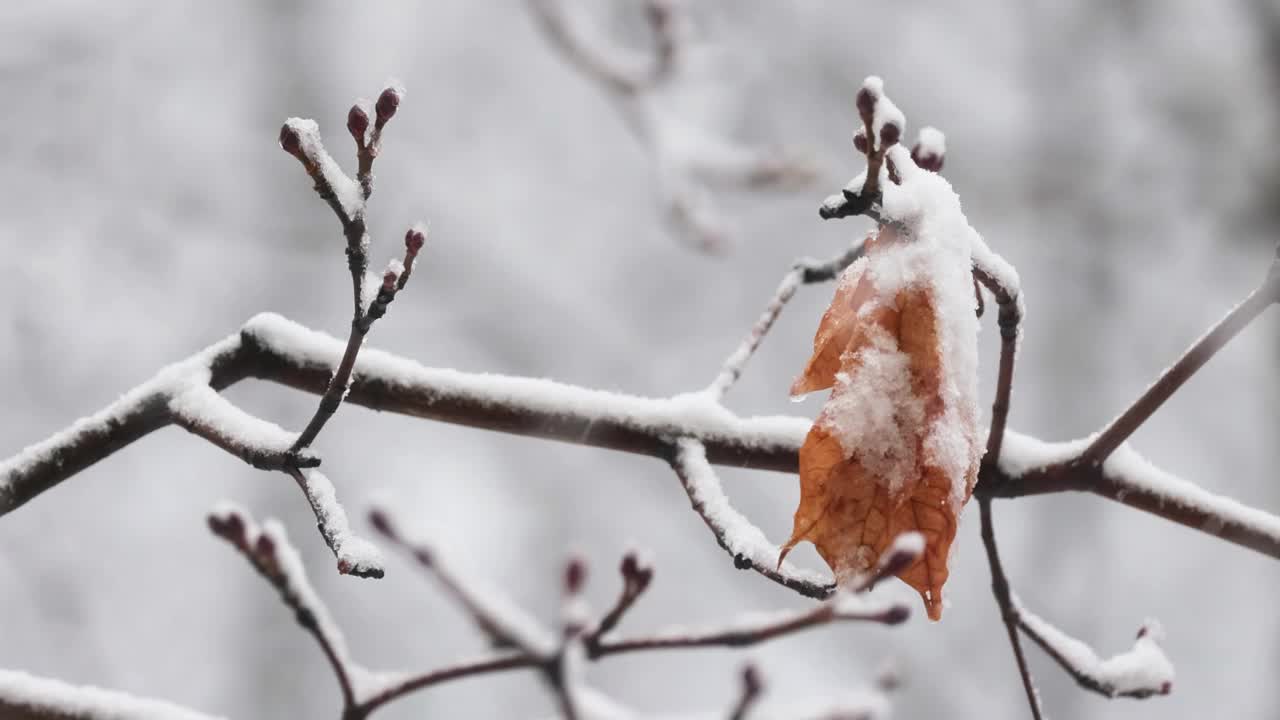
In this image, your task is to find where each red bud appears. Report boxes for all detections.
[376,87,401,124]
[279,124,302,156]
[404,226,426,255]
[564,556,587,595]
[853,128,868,154]
[855,86,877,120]
[879,122,900,148]
[347,105,369,141]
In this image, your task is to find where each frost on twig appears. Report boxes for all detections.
[293,469,385,578]
[0,669,225,720]
[527,0,817,253]
[1016,603,1173,699]
[669,437,834,598]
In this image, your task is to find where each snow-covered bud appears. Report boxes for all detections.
[404,224,427,256]
[279,123,303,157]
[853,128,869,155]
[564,556,588,595]
[375,86,401,125]
[347,104,369,143]
[382,259,405,292]
[855,84,878,121]
[208,510,246,542]
[619,550,654,590]
[254,532,276,561]
[879,121,901,148]
[911,126,946,172]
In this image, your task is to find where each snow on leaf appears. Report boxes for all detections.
[782,139,983,621]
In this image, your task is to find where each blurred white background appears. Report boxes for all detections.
[2,1,1278,717]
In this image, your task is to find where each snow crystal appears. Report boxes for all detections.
[282,118,363,220]
[824,330,925,497]
[299,470,384,576]
[0,669,226,720]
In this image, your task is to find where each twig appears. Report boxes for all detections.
[1081,252,1280,466]
[977,498,1044,720]
[706,236,868,401]
[972,263,1023,468]
[728,664,763,720]
[1015,610,1173,699]
[207,505,359,712]
[290,467,385,578]
[584,550,654,652]
[668,437,834,599]
[283,85,410,458]
[527,0,815,252]
[593,592,907,657]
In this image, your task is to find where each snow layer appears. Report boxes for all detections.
[915,126,946,157]
[242,313,812,450]
[825,142,983,511]
[1017,598,1174,696]
[282,118,363,221]
[298,470,384,576]
[1000,430,1280,545]
[0,669,226,720]
[674,438,832,587]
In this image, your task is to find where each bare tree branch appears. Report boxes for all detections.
[1081,250,1280,465]
[978,498,1045,720]
[0,669,225,720]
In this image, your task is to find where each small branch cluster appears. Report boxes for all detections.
[201,505,899,719]
[527,0,817,253]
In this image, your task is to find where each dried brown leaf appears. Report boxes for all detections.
[783,255,979,621]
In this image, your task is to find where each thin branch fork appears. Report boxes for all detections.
[203,505,899,719]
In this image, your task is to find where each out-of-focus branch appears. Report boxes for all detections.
[706,235,869,401]
[207,505,359,711]
[205,504,900,719]
[0,670,225,720]
[527,0,816,253]
[728,664,763,720]
[978,499,1044,720]
[593,591,907,657]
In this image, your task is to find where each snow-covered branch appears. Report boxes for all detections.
[1017,606,1173,699]
[0,670,225,720]
[5,308,1280,567]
